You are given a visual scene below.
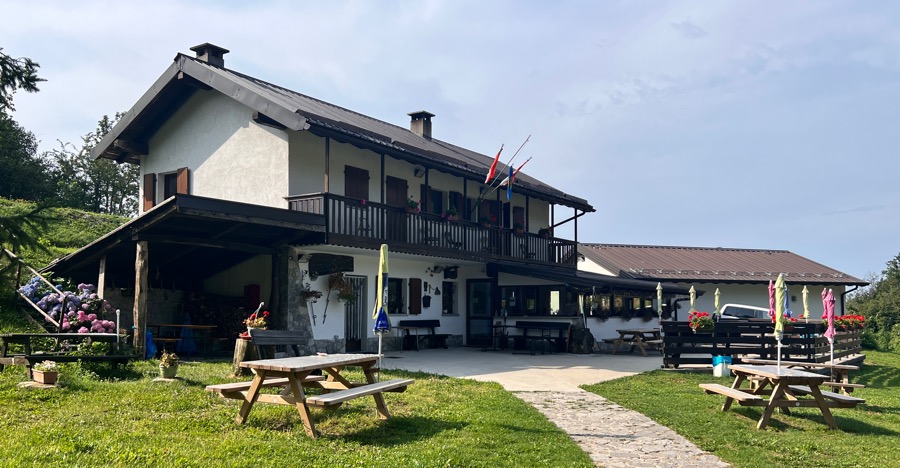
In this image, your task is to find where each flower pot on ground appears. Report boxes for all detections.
[159,351,179,378]
[32,361,59,385]
[538,227,552,239]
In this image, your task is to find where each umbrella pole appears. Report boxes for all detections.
[377,334,383,382]
[777,338,782,369]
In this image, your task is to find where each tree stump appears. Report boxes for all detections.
[231,339,259,377]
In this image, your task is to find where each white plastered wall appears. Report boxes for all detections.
[142,91,290,210]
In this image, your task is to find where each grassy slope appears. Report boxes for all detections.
[584,351,900,468]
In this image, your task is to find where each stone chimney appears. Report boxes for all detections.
[190,43,230,68]
[408,111,435,139]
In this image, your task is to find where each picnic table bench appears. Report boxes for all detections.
[395,319,450,351]
[513,321,571,355]
[741,358,863,395]
[0,333,137,377]
[207,353,413,438]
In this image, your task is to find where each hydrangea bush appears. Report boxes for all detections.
[18,276,117,333]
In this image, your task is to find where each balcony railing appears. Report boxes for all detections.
[287,192,577,266]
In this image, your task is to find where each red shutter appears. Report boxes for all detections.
[176,167,190,194]
[143,173,156,211]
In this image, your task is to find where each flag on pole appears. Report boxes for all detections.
[484,145,503,183]
[506,165,513,200]
[510,157,531,184]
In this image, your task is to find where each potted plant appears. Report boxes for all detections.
[406,196,420,213]
[479,214,496,228]
[442,206,459,222]
[243,309,269,333]
[32,360,58,385]
[159,351,179,378]
[688,311,714,333]
[538,227,552,239]
[513,222,525,235]
[776,315,797,332]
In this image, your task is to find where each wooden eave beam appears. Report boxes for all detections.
[177,71,212,90]
[132,234,276,256]
[252,112,288,130]
[113,139,148,156]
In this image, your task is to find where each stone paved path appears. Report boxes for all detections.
[515,391,730,468]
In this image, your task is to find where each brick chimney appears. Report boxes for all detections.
[190,43,230,68]
[408,111,435,139]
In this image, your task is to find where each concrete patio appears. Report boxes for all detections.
[380,347,664,391]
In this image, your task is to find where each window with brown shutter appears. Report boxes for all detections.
[143,173,157,211]
[344,165,369,200]
[176,167,190,194]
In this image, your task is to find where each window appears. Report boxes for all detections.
[387,278,405,315]
[163,173,178,199]
[499,285,579,317]
[344,165,369,200]
[420,185,444,215]
[441,281,456,315]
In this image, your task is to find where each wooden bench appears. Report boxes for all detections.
[514,321,571,355]
[206,375,327,399]
[699,383,765,405]
[305,378,414,407]
[248,329,310,359]
[395,320,450,351]
[644,339,664,353]
[787,385,866,407]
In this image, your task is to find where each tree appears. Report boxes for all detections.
[46,114,139,217]
[0,48,44,113]
[0,113,55,200]
[847,252,900,351]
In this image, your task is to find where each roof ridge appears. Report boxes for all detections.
[584,243,789,253]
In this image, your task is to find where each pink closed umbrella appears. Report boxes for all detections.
[823,288,836,365]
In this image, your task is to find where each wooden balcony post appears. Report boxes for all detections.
[133,241,148,357]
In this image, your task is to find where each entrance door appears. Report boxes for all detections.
[385,176,408,243]
[344,275,367,352]
[466,279,494,347]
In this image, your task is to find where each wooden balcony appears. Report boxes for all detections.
[287,193,577,267]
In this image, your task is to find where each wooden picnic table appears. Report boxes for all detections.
[610,328,662,356]
[148,323,217,355]
[206,353,413,438]
[741,358,863,394]
[700,364,865,430]
[0,332,133,375]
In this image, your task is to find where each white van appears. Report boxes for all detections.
[719,303,770,320]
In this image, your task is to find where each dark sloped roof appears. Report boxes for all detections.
[579,244,867,286]
[92,51,593,212]
[486,262,694,295]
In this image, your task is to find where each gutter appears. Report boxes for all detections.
[839,285,860,316]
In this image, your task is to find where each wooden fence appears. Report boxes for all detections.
[661,320,863,368]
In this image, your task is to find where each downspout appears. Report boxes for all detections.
[839,285,859,317]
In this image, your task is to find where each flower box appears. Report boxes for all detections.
[33,370,58,385]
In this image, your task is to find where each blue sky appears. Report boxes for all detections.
[3,1,898,281]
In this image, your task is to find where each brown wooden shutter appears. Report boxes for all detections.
[408,278,422,315]
[143,173,156,211]
[176,167,190,194]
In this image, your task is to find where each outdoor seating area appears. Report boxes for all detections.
[606,328,663,356]
[700,364,865,430]
[395,319,451,351]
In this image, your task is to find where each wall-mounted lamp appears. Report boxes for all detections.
[434,287,441,296]
[413,167,425,178]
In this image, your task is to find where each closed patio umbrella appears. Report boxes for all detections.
[656,282,663,325]
[714,288,721,319]
[774,274,786,369]
[823,288,836,366]
[688,286,697,313]
[768,280,776,323]
[372,244,391,380]
[802,286,810,323]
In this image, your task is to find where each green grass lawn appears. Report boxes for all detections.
[584,351,900,468]
[0,359,593,467]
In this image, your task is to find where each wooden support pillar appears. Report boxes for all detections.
[133,241,149,357]
[97,256,107,297]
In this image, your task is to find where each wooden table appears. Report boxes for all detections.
[149,323,218,356]
[611,328,662,356]
[0,332,132,375]
[742,358,862,394]
[209,353,413,437]
[701,364,865,430]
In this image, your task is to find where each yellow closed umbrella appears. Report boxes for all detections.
[802,285,810,323]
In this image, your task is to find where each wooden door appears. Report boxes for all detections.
[344,275,367,352]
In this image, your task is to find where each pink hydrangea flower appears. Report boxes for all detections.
[78,326,89,333]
